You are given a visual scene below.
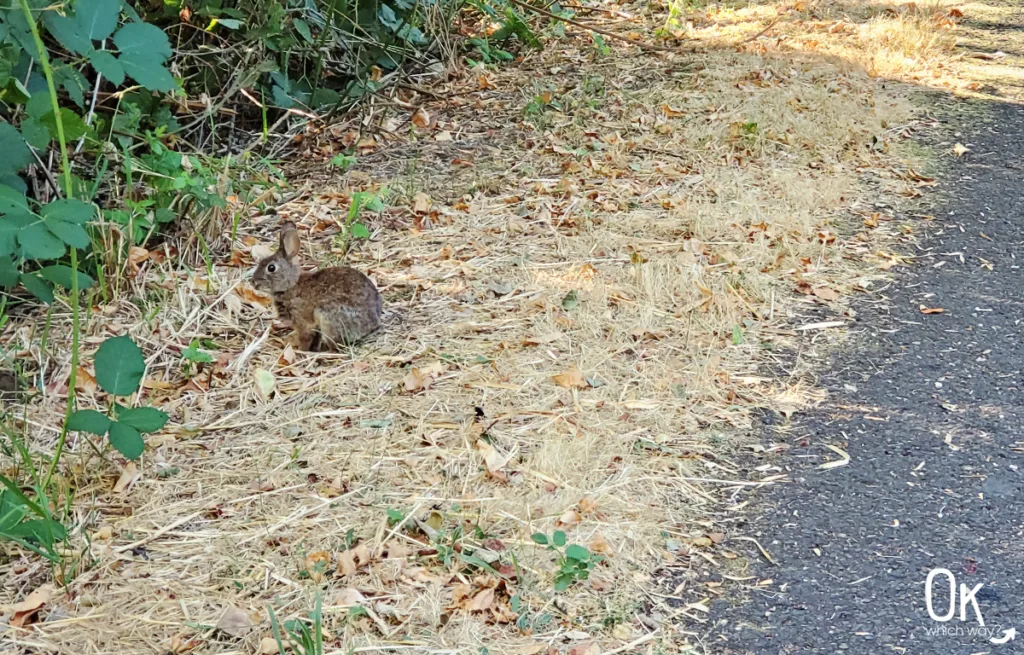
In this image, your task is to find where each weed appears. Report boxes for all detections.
[531,530,604,591]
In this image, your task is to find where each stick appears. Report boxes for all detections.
[738,17,780,44]
[113,510,205,553]
[503,0,688,54]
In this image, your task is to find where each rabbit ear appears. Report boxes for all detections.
[279,222,301,262]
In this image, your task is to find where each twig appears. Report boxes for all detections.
[599,630,660,655]
[503,0,689,55]
[75,42,106,155]
[113,510,205,553]
[737,17,780,45]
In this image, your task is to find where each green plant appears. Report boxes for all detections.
[330,153,357,172]
[531,530,603,591]
[65,334,168,460]
[0,475,67,562]
[268,593,324,655]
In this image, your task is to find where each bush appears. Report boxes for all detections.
[0,0,461,306]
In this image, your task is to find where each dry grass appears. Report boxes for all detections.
[2,1,1016,654]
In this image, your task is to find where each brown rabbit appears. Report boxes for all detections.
[252,222,382,350]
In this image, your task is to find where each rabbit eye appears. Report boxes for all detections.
[267,264,277,273]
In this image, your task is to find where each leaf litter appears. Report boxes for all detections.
[0,0,999,652]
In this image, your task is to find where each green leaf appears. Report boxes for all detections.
[25,93,52,122]
[42,217,90,249]
[561,290,579,310]
[530,533,548,545]
[552,530,566,547]
[330,153,356,170]
[21,118,49,149]
[37,264,95,290]
[115,406,168,433]
[5,517,67,547]
[88,50,124,85]
[0,185,30,215]
[67,409,111,435]
[42,13,94,56]
[217,18,242,29]
[350,223,370,239]
[94,334,146,396]
[42,198,95,224]
[554,574,572,591]
[181,339,214,363]
[76,0,120,41]
[564,544,590,562]
[107,421,144,459]
[113,23,177,92]
[731,324,743,345]
[0,123,31,174]
[0,256,18,287]
[18,222,66,260]
[41,108,90,141]
[293,18,312,42]
[56,66,89,108]
[19,273,54,304]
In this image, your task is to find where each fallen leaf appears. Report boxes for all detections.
[434,130,453,142]
[469,587,496,612]
[708,532,726,544]
[254,369,276,401]
[251,244,275,261]
[919,306,945,314]
[403,361,446,392]
[522,331,563,346]
[236,285,273,308]
[413,192,432,214]
[475,439,508,473]
[487,280,514,296]
[215,606,255,637]
[75,366,98,395]
[558,508,581,526]
[10,585,53,628]
[113,462,141,494]
[259,637,281,655]
[953,142,970,157]
[411,107,431,128]
[279,344,296,365]
[336,587,368,606]
[305,550,331,582]
[552,368,588,389]
[813,286,840,301]
[337,543,371,576]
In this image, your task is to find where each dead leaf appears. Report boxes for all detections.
[113,462,141,494]
[215,606,255,637]
[403,361,446,392]
[336,587,368,606]
[708,532,726,544]
[254,369,276,401]
[305,550,331,582]
[919,306,945,314]
[469,587,496,612]
[337,543,371,576]
[413,192,432,214]
[475,439,508,473]
[558,508,581,526]
[813,286,840,301]
[259,637,281,655]
[236,285,273,308]
[75,366,98,395]
[127,246,150,274]
[522,331,563,346]
[953,142,970,157]
[251,244,275,260]
[411,107,431,128]
[434,130,453,142]
[552,368,588,389]
[10,584,53,628]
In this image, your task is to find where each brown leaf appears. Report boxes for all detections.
[708,532,726,544]
[403,361,446,392]
[113,462,141,494]
[413,192,432,214]
[475,439,507,473]
[411,107,431,128]
[215,606,255,637]
[10,584,52,628]
[75,366,98,395]
[552,367,588,389]
[236,285,273,308]
[558,508,582,526]
[522,331,563,346]
[468,587,496,612]
[259,637,281,655]
[305,550,331,582]
[919,306,945,314]
[813,286,840,302]
[953,142,970,157]
[337,543,371,576]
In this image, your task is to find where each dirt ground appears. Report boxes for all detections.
[2,1,1018,653]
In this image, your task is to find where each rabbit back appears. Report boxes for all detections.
[283,266,382,346]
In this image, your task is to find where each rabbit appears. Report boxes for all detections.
[252,221,382,351]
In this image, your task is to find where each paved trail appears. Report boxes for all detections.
[710,13,1024,655]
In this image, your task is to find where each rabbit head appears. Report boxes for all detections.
[252,222,302,293]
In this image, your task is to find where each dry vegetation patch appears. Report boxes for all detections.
[4,0,1010,653]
